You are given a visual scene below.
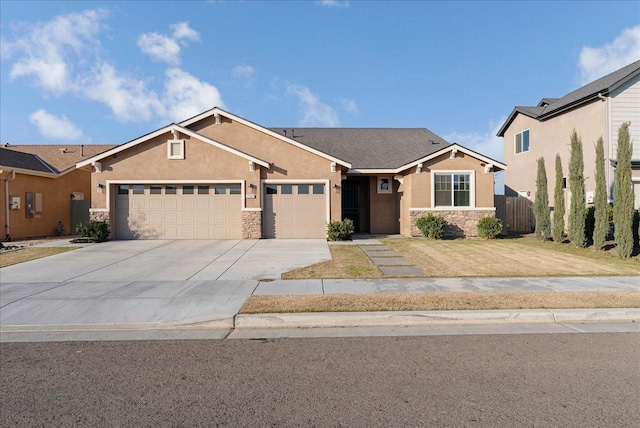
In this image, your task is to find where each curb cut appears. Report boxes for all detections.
[234,308,640,329]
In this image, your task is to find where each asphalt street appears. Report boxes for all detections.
[2,333,639,427]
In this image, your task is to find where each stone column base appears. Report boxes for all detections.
[89,209,110,222]
[242,210,262,239]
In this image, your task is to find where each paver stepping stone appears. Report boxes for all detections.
[370,257,412,266]
[363,250,399,257]
[379,266,425,277]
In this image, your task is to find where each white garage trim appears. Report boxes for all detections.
[261,179,331,224]
[106,179,247,211]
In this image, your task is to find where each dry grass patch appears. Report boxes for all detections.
[240,291,640,314]
[282,245,383,279]
[383,237,640,277]
[0,247,78,268]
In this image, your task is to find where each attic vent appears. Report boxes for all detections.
[59,148,68,153]
[167,139,185,160]
[429,140,437,144]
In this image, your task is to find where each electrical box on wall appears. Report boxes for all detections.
[10,197,20,210]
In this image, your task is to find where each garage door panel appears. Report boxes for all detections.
[115,184,242,239]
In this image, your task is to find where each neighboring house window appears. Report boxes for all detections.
[434,173,472,207]
[515,130,530,154]
[167,139,185,159]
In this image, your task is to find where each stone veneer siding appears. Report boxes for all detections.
[410,209,496,238]
[242,210,262,239]
[89,209,110,223]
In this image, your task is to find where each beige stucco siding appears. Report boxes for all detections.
[0,169,90,239]
[368,176,399,234]
[91,132,258,209]
[504,100,606,203]
[407,152,495,208]
[188,116,343,220]
[610,74,640,160]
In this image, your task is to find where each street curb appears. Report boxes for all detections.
[234,308,640,329]
[0,315,235,333]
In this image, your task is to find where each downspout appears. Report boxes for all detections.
[598,92,612,202]
[4,170,15,241]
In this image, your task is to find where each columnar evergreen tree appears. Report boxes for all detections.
[552,154,565,243]
[568,130,586,247]
[593,137,608,250]
[613,122,634,258]
[534,157,551,240]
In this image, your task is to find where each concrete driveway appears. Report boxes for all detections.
[0,239,330,332]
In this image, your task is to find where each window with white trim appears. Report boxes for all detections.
[167,139,185,159]
[515,130,530,154]
[434,173,471,207]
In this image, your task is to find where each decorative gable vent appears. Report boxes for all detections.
[167,139,185,159]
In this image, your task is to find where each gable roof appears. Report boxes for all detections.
[497,60,640,137]
[268,128,451,170]
[181,108,352,168]
[0,147,57,175]
[6,144,116,172]
[77,124,270,169]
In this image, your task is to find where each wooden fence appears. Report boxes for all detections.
[494,195,534,233]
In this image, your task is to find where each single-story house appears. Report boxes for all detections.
[77,108,505,239]
[1,144,115,240]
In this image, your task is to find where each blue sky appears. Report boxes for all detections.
[1,0,639,168]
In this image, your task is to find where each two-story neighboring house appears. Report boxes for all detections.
[497,60,640,213]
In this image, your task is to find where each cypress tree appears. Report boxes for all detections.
[613,122,634,258]
[568,130,586,247]
[552,154,565,243]
[593,137,608,250]
[534,157,551,240]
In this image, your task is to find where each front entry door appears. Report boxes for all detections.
[342,181,361,232]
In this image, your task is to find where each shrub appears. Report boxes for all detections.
[613,122,634,258]
[415,214,447,239]
[534,157,551,240]
[552,154,565,243]
[327,218,354,241]
[477,216,503,239]
[76,220,110,243]
[568,130,586,247]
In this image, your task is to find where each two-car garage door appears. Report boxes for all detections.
[115,184,242,239]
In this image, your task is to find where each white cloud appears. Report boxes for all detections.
[138,22,199,65]
[338,97,359,114]
[579,26,640,85]
[317,0,350,8]
[81,64,162,122]
[4,9,106,94]
[171,22,200,42]
[442,116,506,162]
[163,68,224,122]
[232,64,256,86]
[287,84,339,127]
[137,33,181,65]
[29,109,86,141]
[4,12,222,125]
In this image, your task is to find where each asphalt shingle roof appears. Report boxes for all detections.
[0,148,57,173]
[498,60,640,136]
[268,128,451,169]
[5,144,116,172]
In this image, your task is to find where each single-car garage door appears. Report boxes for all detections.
[115,184,242,239]
[264,183,327,238]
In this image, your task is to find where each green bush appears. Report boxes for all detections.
[477,216,503,239]
[327,218,354,241]
[415,214,447,239]
[76,220,110,243]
